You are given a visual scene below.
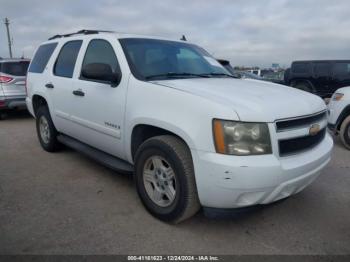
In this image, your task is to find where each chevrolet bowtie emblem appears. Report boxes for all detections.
[309,123,320,136]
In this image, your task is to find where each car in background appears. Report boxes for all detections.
[247,69,261,76]
[328,86,350,149]
[262,71,285,85]
[234,70,264,80]
[0,58,30,118]
[286,60,350,98]
[217,59,264,80]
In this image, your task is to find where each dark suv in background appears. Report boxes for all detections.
[285,60,350,98]
[0,58,30,118]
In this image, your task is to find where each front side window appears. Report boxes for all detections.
[119,38,229,80]
[81,39,121,80]
[28,43,57,73]
[54,40,82,78]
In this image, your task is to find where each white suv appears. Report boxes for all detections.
[26,30,333,223]
[328,87,350,149]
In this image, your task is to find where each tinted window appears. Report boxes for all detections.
[333,62,350,76]
[28,43,57,73]
[0,61,29,76]
[313,62,330,76]
[54,40,82,78]
[81,39,120,79]
[292,62,310,74]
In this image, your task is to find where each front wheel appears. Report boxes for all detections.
[135,135,200,223]
[340,115,350,150]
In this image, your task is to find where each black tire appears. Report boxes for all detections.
[35,106,61,152]
[340,115,350,150]
[135,135,200,223]
[293,82,313,93]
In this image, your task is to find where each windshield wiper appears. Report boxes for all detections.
[145,72,211,80]
[204,73,239,78]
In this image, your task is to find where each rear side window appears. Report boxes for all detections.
[292,62,310,74]
[81,39,121,78]
[313,62,330,76]
[54,40,82,78]
[0,61,29,76]
[28,43,58,73]
[333,62,350,76]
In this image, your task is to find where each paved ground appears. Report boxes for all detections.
[0,111,349,255]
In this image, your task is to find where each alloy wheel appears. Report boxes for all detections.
[143,155,177,207]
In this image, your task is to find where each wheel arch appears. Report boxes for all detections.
[336,105,350,131]
[32,94,48,117]
[290,79,316,93]
[129,120,195,163]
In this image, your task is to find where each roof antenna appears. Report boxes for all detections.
[180,35,187,41]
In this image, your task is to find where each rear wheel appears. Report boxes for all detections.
[135,135,200,223]
[340,115,350,150]
[35,106,61,152]
[293,82,313,93]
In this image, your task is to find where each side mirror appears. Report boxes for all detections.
[81,63,121,87]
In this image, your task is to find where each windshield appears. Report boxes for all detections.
[119,38,231,80]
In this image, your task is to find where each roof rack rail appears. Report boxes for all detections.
[48,29,114,40]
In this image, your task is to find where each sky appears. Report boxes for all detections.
[1,0,350,68]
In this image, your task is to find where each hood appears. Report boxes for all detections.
[152,78,326,122]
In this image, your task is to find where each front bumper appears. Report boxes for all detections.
[0,96,27,110]
[191,133,333,208]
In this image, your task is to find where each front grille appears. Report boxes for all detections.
[279,128,326,156]
[276,111,327,132]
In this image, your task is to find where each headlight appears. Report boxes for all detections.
[332,93,344,101]
[213,119,272,155]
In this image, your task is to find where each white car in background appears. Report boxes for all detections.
[26,30,333,223]
[328,87,350,149]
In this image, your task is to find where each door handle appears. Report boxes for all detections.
[45,83,54,89]
[72,89,85,97]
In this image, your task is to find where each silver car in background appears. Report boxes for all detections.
[0,58,30,118]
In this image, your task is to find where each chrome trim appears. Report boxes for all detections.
[275,110,327,133]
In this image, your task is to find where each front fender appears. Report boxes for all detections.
[123,78,239,163]
[125,118,197,163]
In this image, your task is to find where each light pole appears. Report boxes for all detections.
[4,17,13,58]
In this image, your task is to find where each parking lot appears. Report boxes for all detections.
[0,111,349,255]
